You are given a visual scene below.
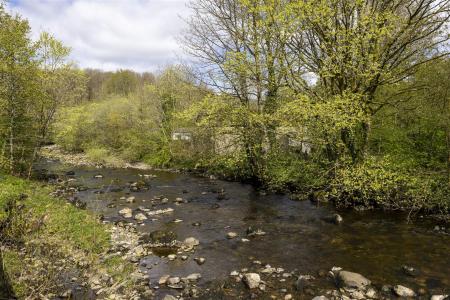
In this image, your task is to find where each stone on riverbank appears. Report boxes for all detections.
[243,273,261,289]
[337,271,371,290]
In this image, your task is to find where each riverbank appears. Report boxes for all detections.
[0,174,152,299]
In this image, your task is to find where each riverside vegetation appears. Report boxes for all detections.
[0,0,450,298]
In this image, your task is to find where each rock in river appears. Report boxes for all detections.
[185,273,202,282]
[167,277,181,285]
[149,230,177,244]
[134,213,147,221]
[393,285,416,297]
[159,275,170,285]
[337,271,371,290]
[194,257,206,265]
[243,273,261,289]
[227,232,238,239]
[183,237,200,247]
[118,207,132,218]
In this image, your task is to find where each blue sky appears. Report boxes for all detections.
[7,0,190,72]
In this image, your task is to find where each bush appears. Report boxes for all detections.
[263,150,328,192]
[328,156,450,213]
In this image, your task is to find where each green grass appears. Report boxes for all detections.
[0,174,135,298]
[0,174,110,254]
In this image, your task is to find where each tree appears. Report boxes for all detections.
[0,4,41,174]
[0,5,83,175]
[284,0,450,162]
[182,0,289,181]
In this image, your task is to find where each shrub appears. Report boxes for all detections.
[329,156,450,213]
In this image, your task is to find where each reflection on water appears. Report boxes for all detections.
[39,160,450,296]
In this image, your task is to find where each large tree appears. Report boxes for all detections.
[182,0,289,181]
[285,0,450,162]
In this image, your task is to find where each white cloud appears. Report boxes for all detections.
[8,0,190,72]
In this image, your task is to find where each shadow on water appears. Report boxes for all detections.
[0,250,16,300]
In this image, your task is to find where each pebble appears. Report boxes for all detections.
[284,294,293,300]
[167,254,176,260]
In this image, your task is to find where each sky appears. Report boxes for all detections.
[7,0,190,72]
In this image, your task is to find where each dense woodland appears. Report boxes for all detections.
[1,0,449,215]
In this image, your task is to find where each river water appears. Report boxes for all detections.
[39,159,450,299]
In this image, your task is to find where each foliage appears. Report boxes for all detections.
[328,157,449,213]
[54,66,209,166]
[0,5,86,175]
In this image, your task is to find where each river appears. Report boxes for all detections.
[38,159,450,299]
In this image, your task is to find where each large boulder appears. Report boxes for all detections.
[337,271,371,290]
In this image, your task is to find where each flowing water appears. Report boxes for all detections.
[38,159,450,299]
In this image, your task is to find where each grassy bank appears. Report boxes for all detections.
[0,174,135,298]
